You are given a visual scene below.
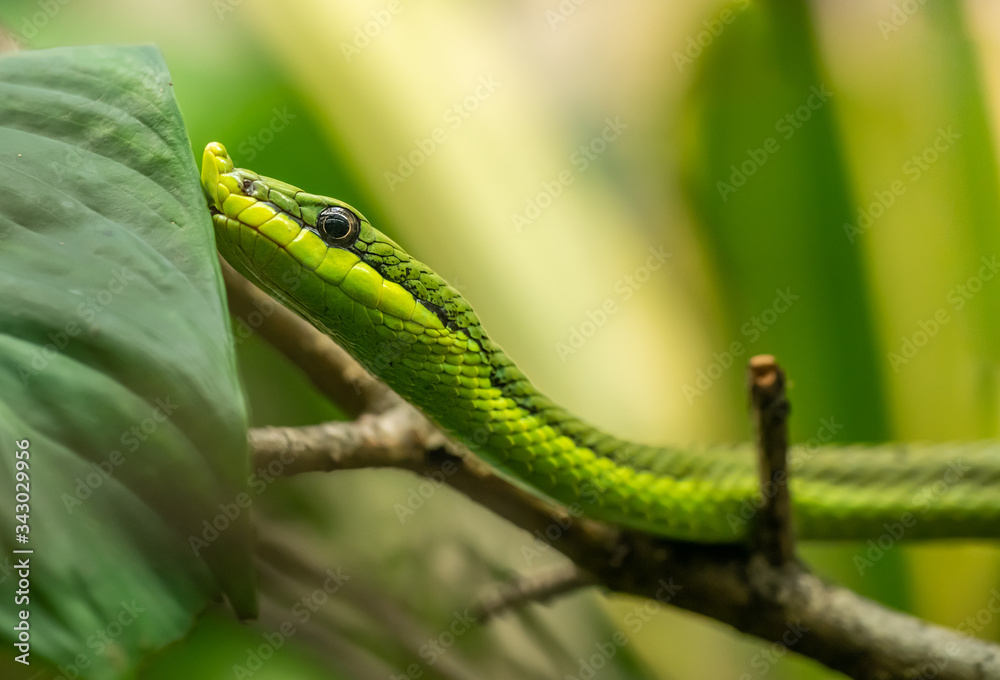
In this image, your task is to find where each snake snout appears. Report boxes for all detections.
[201,142,236,209]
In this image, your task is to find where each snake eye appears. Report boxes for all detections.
[316,206,360,246]
[241,179,254,194]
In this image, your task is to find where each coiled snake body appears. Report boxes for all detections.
[202,142,1000,543]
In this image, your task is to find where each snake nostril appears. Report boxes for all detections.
[242,179,253,194]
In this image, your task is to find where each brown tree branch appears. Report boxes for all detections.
[230,269,1000,680]
[251,417,1000,679]
[251,404,621,557]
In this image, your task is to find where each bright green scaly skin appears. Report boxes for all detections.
[202,142,1000,543]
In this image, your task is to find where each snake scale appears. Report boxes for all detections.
[201,142,1000,543]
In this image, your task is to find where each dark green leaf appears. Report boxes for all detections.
[0,45,253,679]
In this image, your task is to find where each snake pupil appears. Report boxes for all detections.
[316,206,359,246]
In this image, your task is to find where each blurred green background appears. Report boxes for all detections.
[4,0,1000,678]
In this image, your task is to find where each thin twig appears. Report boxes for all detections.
[748,354,795,565]
[473,566,598,622]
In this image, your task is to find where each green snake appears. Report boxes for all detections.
[201,142,1000,543]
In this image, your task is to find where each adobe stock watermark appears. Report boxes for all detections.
[521,482,602,566]
[716,84,833,202]
[672,0,750,72]
[682,288,799,403]
[231,568,349,679]
[393,455,461,523]
[213,0,245,20]
[555,245,672,361]
[18,267,136,385]
[853,458,971,575]
[905,651,956,680]
[229,262,314,347]
[417,610,477,668]
[390,608,480,679]
[887,254,999,372]
[344,276,471,398]
[956,589,1000,638]
[544,0,590,30]
[726,416,844,534]
[384,75,501,191]
[341,0,404,61]
[564,578,683,680]
[915,602,1000,680]
[56,600,146,680]
[844,126,960,244]
[878,0,927,40]
[61,396,180,513]
[235,107,297,163]
[737,622,809,679]
[231,292,280,347]
[188,445,299,556]
[3,0,74,47]
[49,142,101,183]
[511,116,628,233]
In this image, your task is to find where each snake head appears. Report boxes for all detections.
[199,142,458,342]
[201,141,366,237]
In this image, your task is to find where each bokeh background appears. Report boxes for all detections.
[4,0,1000,677]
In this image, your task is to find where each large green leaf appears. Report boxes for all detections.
[0,45,253,679]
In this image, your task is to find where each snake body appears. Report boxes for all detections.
[202,142,1000,543]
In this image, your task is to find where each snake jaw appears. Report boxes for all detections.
[201,142,235,210]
